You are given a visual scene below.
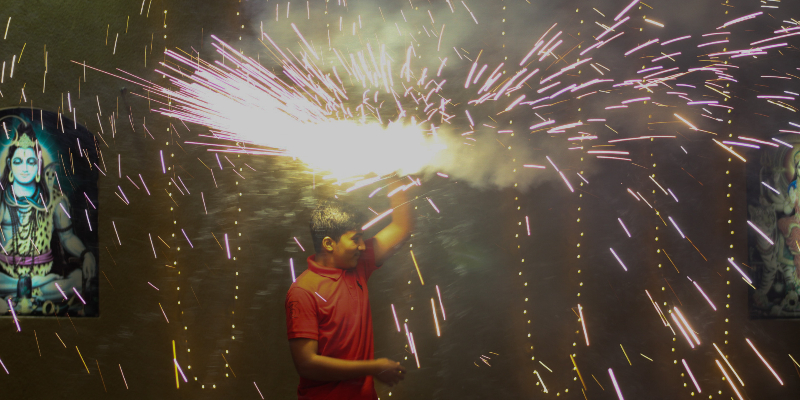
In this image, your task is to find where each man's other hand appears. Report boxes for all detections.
[373,358,406,386]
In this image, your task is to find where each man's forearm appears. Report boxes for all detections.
[299,354,378,382]
[389,184,414,234]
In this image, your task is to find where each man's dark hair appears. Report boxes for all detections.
[309,200,364,253]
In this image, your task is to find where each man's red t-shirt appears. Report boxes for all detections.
[285,238,380,400]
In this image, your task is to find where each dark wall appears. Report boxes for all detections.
[1,1,799,400]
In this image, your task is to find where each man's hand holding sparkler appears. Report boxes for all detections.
[373,358,407,387]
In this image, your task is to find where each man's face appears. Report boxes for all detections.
[331,230,365,269]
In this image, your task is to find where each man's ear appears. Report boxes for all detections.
[322,236,334,252]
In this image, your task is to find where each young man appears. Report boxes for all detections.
[285,183,414,399]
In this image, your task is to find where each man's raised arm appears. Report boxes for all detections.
[373,180,416,266]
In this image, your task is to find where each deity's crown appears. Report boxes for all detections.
[14,132,36,149]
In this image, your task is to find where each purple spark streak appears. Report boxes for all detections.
[174,359,188,382]
[83,192,96,209]
[85,210,92,231]
[113,221,121,245]
[625,39,659,56]
[637,66,662,74]
[254,382,264,399]
[148,282,159,291]
[719,11,762,29]
[746,338,783,385]
[7,299,20,331]
[178,176,190,194]
[59,203,71,219]
[315,292,327,302]
[722,141,759,149]
[225,233,231,259]
[529,120,554,130]
[293,237,305,252]
[558,171,574,193]
[697,39,729,48]
[758,95,795,100]
[160,150,166,174]
[608,368,625,400]
[290,258,296,282]
[427,197,440,213]
[182,229,193,248]
[728,258,753,284]
[773,138,793,148]
[682,359,701,393]
[747,220,774,245]
[609,248,628,271]
[740,137,778,147]
[149,233,157,258]
[621,97,650,104]
[693,281,716,311]
[436,285,446,320]
[362,209,393,230]
[72,287,86,305]
[54,282,68,300]
[668,217,686,239]
[618,218,631,237]
[762,182,780,195]
[661,35,691,46]
[117,186,130,204]
[391,304,402,332]
[668,189,679,202]
[751,31,800,46]
[597,16,629,41]
[613,0,637,21]
[139,174,150,195]
[0,357,8,374]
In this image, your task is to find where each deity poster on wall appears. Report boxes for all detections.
[747,135,800,318]
[0,108,99,317]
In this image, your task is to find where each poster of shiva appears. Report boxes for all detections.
[0,108,98,317]
[746,134,800,318]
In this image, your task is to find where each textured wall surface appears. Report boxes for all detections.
[1,1,799,400]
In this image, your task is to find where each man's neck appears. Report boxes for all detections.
[314,252,340,270]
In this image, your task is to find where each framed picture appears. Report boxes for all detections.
[747,135,800,318]
[0,108,99,316]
